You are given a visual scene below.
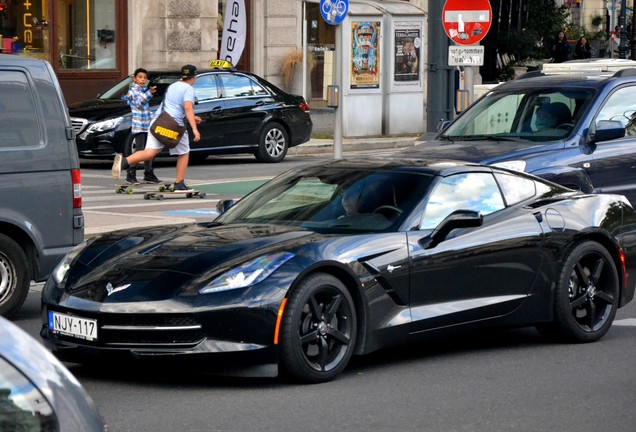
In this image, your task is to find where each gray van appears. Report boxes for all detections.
[0,55,84,317]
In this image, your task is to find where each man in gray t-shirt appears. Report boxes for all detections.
[111,64,202,192]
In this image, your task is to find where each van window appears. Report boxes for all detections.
[0,71,41,148]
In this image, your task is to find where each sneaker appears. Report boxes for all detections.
[170,181,194,192]
[112,154,123,180]
[125,175,140,185]
[143,173,163,184]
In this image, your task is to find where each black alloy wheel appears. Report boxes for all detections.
[0,234,29,318]
[280,273,357,383]
[256,123,288,163]
[542,241,619,343]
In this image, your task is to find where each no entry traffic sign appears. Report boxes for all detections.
[442,0,492,45]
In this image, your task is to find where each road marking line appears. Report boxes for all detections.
[613,318,636,327]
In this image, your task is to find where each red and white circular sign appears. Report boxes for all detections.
[442,0,492,45]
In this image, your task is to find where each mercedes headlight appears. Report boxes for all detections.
[199,252,295,294]
[86,117,124,133]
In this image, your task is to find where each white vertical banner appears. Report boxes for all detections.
[220,0,247,65]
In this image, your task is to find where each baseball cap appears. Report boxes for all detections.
[180,64,197,80]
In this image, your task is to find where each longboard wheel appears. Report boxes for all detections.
[126,187,134,195]
[159,185,166,192]
[116,187,123,193]
[156,194,164,200]
[144,193,151,200]
[199,192,206,199]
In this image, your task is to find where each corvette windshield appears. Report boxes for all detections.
[441,87,595,142]
[216,167,433,233]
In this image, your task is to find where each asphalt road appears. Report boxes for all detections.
[12,154,636,432]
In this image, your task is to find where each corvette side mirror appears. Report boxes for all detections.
[421,210,483,249]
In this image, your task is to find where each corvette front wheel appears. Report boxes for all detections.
[280,273,357,383]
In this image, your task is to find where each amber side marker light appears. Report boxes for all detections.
[620,248,627,287]
[273,297,288,345]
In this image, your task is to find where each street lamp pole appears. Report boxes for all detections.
[618,0,628,59]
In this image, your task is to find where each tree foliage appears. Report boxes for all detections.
[499,0,570,60]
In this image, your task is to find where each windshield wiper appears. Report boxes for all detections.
[458,135,522,142]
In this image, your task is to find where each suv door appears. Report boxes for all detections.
[581,85,636,204]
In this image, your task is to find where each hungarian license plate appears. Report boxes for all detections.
[48,311,98,341]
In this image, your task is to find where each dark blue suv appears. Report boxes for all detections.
[405,69,636,204]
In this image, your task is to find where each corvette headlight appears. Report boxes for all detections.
[52,241,90,284]
[199,252,295,294]
[86,117,123,133]
[492,160,527,172]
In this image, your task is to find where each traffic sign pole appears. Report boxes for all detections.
[319,0,349,159]
[442,0,492,110]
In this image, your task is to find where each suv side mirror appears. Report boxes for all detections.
[592,120,625,143]
[421,210,483,249]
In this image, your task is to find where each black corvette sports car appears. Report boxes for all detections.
[41,159,636,382]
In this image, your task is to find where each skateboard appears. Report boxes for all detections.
[115,182,167,195]
[143,189,207,200]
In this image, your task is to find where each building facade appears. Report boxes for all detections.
[0,1,618,135]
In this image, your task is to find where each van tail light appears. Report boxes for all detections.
[71,169,82,209]
[299,101,310,113]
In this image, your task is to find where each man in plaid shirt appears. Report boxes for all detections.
[122,68,162,184]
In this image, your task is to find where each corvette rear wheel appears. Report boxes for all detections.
[280,273,357,383]
[541,241,619,343]
[0,234,29,318]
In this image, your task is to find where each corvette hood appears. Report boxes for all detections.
[63,223,319,302]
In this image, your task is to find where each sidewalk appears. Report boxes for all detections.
[287,134,419,156]
[84,135,420,238]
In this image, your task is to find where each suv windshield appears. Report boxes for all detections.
[441,87,596,143]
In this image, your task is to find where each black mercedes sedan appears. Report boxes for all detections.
[69,66,312,163]
[41,159,636,383]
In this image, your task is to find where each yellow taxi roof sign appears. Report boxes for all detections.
[209,59,233,69]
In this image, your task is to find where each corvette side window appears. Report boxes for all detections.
[494,173,536,205]
[420,173,505,229]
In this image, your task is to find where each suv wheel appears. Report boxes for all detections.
[0,234,29,318]
[256,123,288,163]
